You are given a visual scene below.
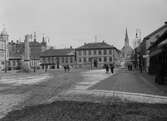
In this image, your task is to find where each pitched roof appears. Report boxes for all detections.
[76,41,114,50]
[144,23,167,40]
[40,48,75,57]
[149,30,167,50]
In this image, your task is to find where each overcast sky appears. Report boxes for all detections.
[0,0,167,49]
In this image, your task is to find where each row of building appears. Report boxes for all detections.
[0,30,121,71]
[134,21,167,75]
[40,41,121,69]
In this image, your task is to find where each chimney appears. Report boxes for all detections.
[70,46,72,49]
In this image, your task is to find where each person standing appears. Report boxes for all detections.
[64,65,66,72]
[110,63,114,73]
[106,64,109,73]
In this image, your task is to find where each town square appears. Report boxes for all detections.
[0,0,167,121]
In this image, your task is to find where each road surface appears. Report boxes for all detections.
[0,68,167,118]
[90,69,167,96]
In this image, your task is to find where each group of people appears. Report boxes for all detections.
[104,63,115,73]
[64,65,70,72]
[128,63,133,71]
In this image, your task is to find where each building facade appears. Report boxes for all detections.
[147,30,167,84]
[136,22,167,73]
[0,28,9,71]
[40,48,75,69]
[121,28,133,60]
[8,33,47,70]
[75,41,120,68]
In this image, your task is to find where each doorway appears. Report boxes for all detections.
[93,59,98,68]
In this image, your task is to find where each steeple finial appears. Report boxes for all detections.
[125,28,129,47]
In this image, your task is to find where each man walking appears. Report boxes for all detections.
[110,63,114,73]
[104,64,109,73]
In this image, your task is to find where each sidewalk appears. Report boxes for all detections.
[139,71,167,94]
[89,68,167,96]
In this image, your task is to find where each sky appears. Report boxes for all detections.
[0,0,167,49]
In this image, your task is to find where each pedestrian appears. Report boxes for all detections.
[67,65,70,72]
[64,65,67,72]
[128,63,132,71]
[106,64,109,73]
[110,63,114,73]
[130,63,133,71]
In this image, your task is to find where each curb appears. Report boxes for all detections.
[62,89,167,104]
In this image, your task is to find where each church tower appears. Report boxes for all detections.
[121,28,133,59]
[34,32,37,42]
[124,28,129,47]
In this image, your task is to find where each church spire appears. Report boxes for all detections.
[42,33,45,43]
[34,32,36,42]
[125,28,129,47]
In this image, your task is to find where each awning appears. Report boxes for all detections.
[150,48,162,57]
[158,38,167,47]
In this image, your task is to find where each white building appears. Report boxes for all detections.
[75,41,120,68]
[0,28,9,71]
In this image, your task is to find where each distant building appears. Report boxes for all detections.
[149,30,167,76]
[133,29,142,48]
[121,28,133,59]
[0,28,9,71]
[136,22,167,73]
[40,47,75,69]
[8,33,47,70]
[8,40,24,70]
[75,41,120,68]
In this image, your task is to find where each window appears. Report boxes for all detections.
[89,58,91,62]
[99,57,101,62]
[78,51,81,56]
[104,49,107,55]
[65,57,68,63]
[109,49,112,54]
[94,50,96,55]
[88,50,91,55]
[62,57,64,63]
[98,50,101,55]
[104,57,107,62]
[48,57,51,63]
[109,57,112,62]
[70,57,73,63]
[79,58,82,62]
[13,60,16,66]
[83,57,86,62]
[83,50,86,55]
